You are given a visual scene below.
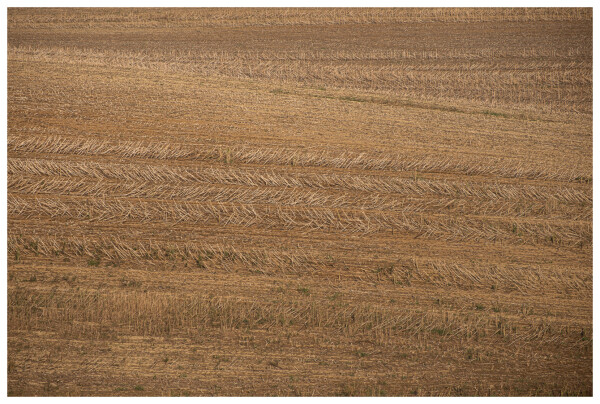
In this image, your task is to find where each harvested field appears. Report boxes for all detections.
[7,8,593,396]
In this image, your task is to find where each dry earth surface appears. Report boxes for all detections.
[7,8,593,396]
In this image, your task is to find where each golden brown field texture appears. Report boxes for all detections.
[7,8,592,396]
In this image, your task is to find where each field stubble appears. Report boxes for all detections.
[7,7,592,396]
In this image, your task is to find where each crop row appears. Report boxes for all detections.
[8,135,588,182]
[8,195,592,246]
